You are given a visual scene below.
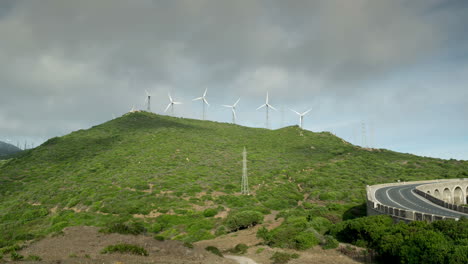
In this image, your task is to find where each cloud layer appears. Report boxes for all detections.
[1,0,467,159]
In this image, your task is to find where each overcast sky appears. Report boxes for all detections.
[1,0,467,160]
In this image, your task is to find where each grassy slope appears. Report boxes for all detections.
[1,112,467,247]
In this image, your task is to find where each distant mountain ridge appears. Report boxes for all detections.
[0,140,22,157]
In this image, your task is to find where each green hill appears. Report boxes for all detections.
[0,141,22,158]
[1,112,467,249]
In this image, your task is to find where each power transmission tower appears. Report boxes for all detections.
[241,147,249,195]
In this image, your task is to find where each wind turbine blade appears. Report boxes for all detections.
[173,101,183,105]
[222,105,232,108]
[269,104,278,111]
[203,98,209,106]
[303,108,312,116]
[232,108,237,119]
[233,98,240,107]
[168,93,173,102]
[164,103,172,112]
[256,104,266,110]
[290,109,301,115]
[193,97,203,101]
[145,89,150,96]
[266,92,269,104]
[203,88,208,97]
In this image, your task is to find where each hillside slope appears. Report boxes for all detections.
[1,112,467,248]
[0,141,22,158]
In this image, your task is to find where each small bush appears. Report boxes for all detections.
[203,208,218,217]
[101,243,148,256]
[183,242,194,249]
[225,210,263,232]
[215,225,227,236]
[321,235,339,249]
[255,247,265,254]
[229,243,248,254]
[205,246,223,257]
[154,235,165,241]
[100,221,146,235]
[270,252,299,264]
[26,255,42,261]
[149,222,162,233]
[10,251,24,261]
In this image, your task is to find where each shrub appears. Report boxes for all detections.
[215,225,227,236]
[321,235,339,249]
[205,246,223,257]
[154,235,165,241]
[10,251,24,261]
[225,210,263,232]
[229,243,248,254]
[26,255,42,261]
[101,243,148,256]
[149,222,162,233]
[100,221,146,235]
[203,208,218,217]
[293,232,319,250]
[270,252,299,264]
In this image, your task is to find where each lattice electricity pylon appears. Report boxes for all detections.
[241,147,250,195]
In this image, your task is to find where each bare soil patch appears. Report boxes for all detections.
[17,226,236,264]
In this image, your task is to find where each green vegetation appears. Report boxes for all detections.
[99,221,146,235]
[257,215,321,250]
[330,215,468,263]
[229,243,249,254]
[10,251,24,261]
[0,112,467,254]
[26,255,42,261]
[101,243,148,256]
[270,251,300,264]
[205,246,223,257]
[225,210,264,231]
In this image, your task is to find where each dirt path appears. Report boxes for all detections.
[225,255,258,264]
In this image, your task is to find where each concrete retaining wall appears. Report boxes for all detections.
[366,179,467,222]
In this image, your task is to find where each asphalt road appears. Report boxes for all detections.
[374,183,468,218]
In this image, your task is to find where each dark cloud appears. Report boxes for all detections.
[0,0,467,159]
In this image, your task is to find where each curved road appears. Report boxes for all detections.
[375,184,468,218]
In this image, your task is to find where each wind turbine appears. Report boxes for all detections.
[193,88,209,120]
[165,93,182,116]
[145,90,152,112]
[222,98,240,124]
[256,92,277,129]
[290,108,312,129]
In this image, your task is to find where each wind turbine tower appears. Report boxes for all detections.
[145,90,152,112]
[165,93,182,116]
[257,92,277,129]
[222,98,240,124]
[361,121,367,148]
[241,147,249,195]
[193,88,209,120]
[290,108,312,129]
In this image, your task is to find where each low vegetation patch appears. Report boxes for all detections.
[205,246,223,257]
[225,210,263,232]
[257,216,320,250]
[101,243,148,256]
[100,221,146,235]
[270,251,300,264]
[228,243,249,254]
[330,215,468,264]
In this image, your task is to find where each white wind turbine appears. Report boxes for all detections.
[256,92,277,129]
[165,93,182,116]
[222,98,240,124]
[193,88,210,120]
[145,90,152,112]
[290,108,312,129]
